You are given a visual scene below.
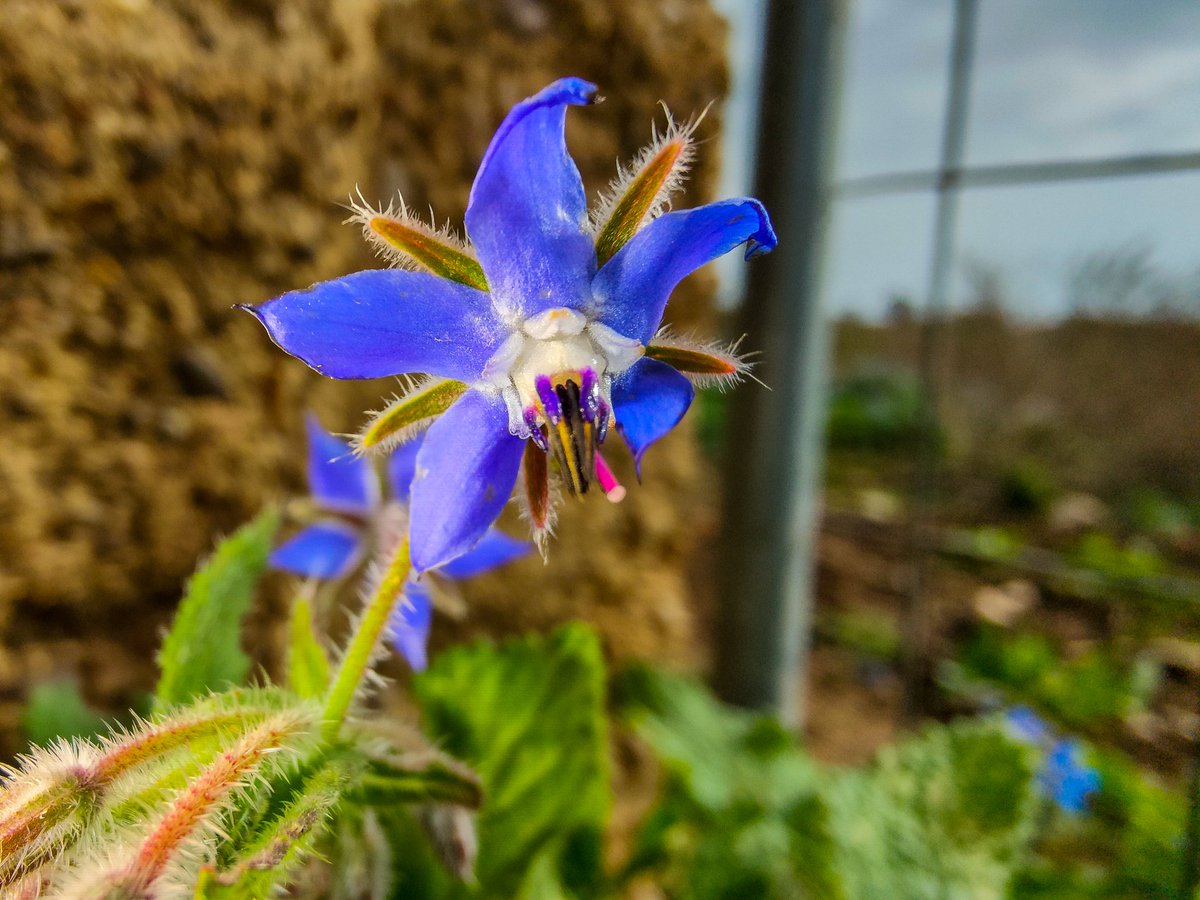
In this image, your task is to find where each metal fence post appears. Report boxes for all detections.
[714,0,848,725]
[900,0,979,721]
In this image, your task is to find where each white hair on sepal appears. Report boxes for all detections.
[588,102,708,236]
[649,326,763,392]
[343,187,477,270]
[350,374,448,457]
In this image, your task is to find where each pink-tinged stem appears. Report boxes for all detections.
[594,452,626,503]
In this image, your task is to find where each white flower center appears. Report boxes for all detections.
[481,307,643,439]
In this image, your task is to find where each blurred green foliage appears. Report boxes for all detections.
[1123,488,1200,541]
[1016,744,1188,898]
[21,680,107,748]
[614,666,1039,899]
[999,460,1059,516]
[694,387,731,458]
[22,591,1190,898]
[947,625,1160,731]
[827,374,927,451]
[1072,532,1167,582]
[821,610,903,661]
[963,526,1026,564]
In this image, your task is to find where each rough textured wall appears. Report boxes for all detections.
[0,0,729,753]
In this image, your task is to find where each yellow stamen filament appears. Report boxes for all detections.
[555,418,585,495]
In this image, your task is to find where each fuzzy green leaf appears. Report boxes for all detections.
[350,750,483,809]
[22,680,107,747]
[405,624,610,896]
[825,721,1038,899]
[614,666,841,898]
[287,597,330,700]
[154,509,279,710]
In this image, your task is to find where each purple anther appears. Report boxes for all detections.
[535,375,561,423]
[580,368,600,421]
[596,399,610,444]
[524,407,548,450]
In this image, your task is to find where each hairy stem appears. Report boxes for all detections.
[321,538,411,741]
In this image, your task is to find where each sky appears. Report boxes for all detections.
[827,0,1200,318]
[713,0,1200,319]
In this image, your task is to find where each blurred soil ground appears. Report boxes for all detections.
[804,312,1200,780]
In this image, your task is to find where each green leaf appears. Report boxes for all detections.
[825,720,1038,900]
[614,666,841,899]
[154,509,279,710]
[514,849,569,900]
[409,624,610,896]
[349,748,483,809]
[287,596,330,700]
[22,680,107,747]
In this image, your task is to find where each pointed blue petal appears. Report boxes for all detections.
[306,413,377,515]
[269,522,362,580]
[386,435,424,504]
[408,390,525,572]
[611,357,694,476]
[439,528,533,580]
[387,580,433,672]
[242,269,508,381]
[591,198,777,343]
[465,78,598,321]
[1005,706,1050,745]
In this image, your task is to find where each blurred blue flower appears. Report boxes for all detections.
[1005,705,1051,745]
[1040,738,1101,814]
[271,414,531,669]
[1004,706,1100,814]
[245,78,776,572]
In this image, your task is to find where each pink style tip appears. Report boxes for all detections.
[594,451,626,503]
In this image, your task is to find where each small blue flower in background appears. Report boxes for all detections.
[271,414,532,670]
[245,78,776,572]
[1004,706,1101,814]
[269,414,381,580]
[1040,738,1101,815]
[1005,705,1051,745]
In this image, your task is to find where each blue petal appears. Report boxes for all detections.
[243,269,508,381]
[269,522,362,580]
[591,199,777,343]
[1005,706,1050,744]
[611,357,694,476]
[1043,739,1100,814]
[387,579,433,672]
[306,413,377,515]
[408,390,525,572]
[386,434,424,504]
[439,528,533,580]
[465,78,599,321]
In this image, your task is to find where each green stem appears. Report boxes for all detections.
[321,537,411,741]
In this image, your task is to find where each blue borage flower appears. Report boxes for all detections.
[1040,738,1101,815]
[245,78,776,572]
[271,413,531,669]
[1005,706,1101,814]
